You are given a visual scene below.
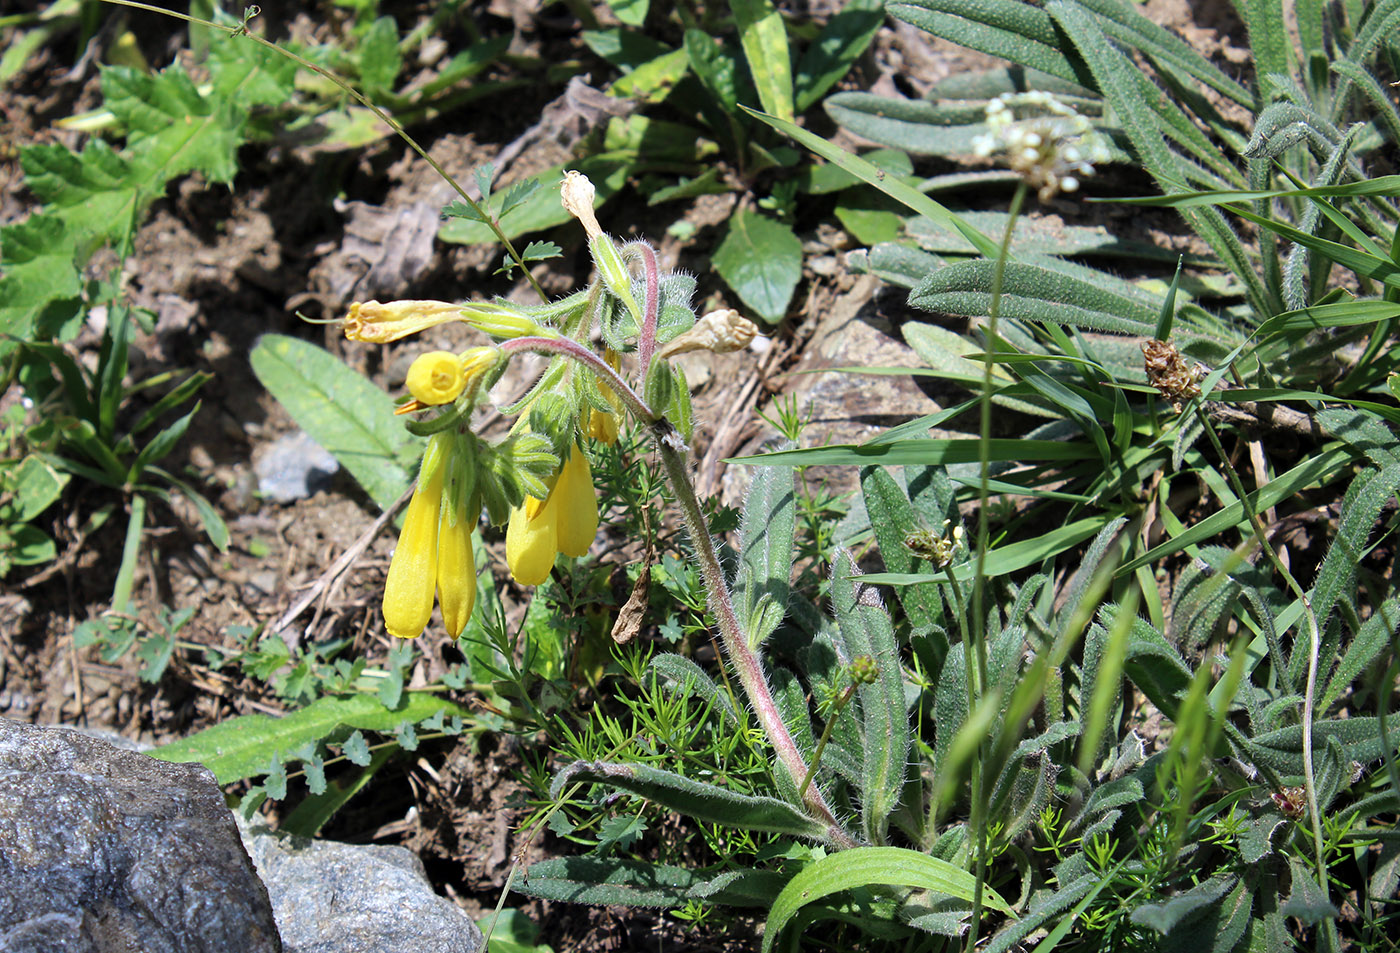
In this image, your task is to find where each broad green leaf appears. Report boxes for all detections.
[249,334,413,513]
[762,846,1013,953]
[712,208,802,324]
[551,760,831,840]
[357,16,402,93]
[438,156,633,245]
[102,63,244,185]
[793,0,884,111]
[605,0,649,26]
[151,692,464,783]
[0,214,81,344]
[10,454,69,522]
[731,0,794,122]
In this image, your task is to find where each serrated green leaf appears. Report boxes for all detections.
[150,692,464,783]
[357,16,402,93]
[712,209,802,324]
[0,214,82,344]
[249,334,413,513]
[102,64,243,185]
[762,847,1013,953]
[282,745,393,837]
[342,729,372,766]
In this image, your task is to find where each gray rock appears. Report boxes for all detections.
[239,819,483,953]
[0,718,281,953]
[254,430,340,503]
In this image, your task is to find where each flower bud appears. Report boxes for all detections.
[561,170,601,239]
[462,302,550,340]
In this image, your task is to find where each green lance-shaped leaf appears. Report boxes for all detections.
[762,846,1015,952]
[731,452,796,648]
[832,551,911,845]
[861,466,945,633]
[150,692,465,783]
[647,653,741,725]
[1310,463,1400,636]
[250,334,414,513]
[730,0,794,123]
[514,856,788,908]
[551,761,830,840]
[1241,717,1397,778]
[909,259,1158,337]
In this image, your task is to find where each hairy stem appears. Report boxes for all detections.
[501,336,655,424]
[1196,409,1328,897]
[653,425,857,848]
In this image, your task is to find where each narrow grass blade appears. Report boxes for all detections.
[742,105,1000,258]
[1118,446,1351,574]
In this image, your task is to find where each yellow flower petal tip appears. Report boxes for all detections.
[406,351,466,405]
[503,446,599,586]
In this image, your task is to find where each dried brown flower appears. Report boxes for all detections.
[1143,339,1203,410]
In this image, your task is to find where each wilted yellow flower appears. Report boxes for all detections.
[505,446,599,586]
[406,351,466,405]
[344,300,466,343]
[383,435,478,639]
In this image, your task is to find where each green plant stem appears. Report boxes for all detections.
[964,179,1027,953]
[111,493,145,614]
[501,335,655,423]
[652,423,857,849]
[1194,408,1328,897]
[797,683,856,800]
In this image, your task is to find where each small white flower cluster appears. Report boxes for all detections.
[971,91,1112,201]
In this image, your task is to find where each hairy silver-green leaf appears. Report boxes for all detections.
[832,551,910,844]
[731,453,795,648]
[551,761,830,840]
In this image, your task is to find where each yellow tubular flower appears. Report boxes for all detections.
[505,445,598,585]
[554,448,599,557]
[344,300,466,343]
[435,503,476,639]
[406,351,466,405]
[383,443,447,639]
